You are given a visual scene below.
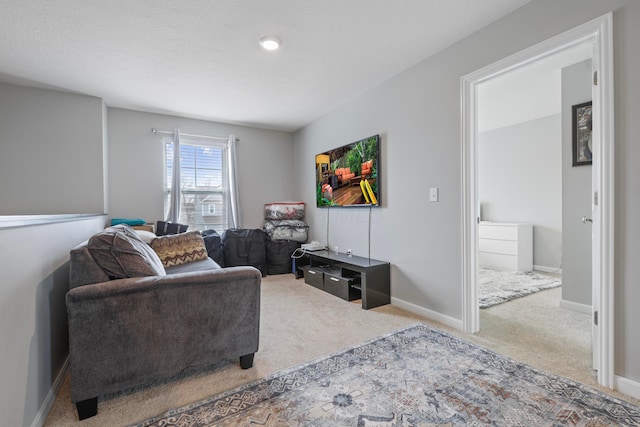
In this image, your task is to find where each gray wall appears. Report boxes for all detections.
[0,86,294,426]
[293,0,640,382]
[562,59,593,307]
[107,108,295,229]
[0,83,107,215]
[478,114,562,270]
[0,83,109,427]
[0,216,106,427]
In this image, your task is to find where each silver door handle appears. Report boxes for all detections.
[582,216,593,223]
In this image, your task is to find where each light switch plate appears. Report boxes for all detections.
[429,187,439,202]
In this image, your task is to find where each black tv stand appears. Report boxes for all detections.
[301,250,390,309]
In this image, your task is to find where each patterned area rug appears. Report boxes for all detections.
[131,324,640,427]
[479,267,562,309]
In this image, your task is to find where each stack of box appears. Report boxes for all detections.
[263,202,308,275]
[262,202,308,242]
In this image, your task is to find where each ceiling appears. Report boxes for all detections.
[0,0,532,132]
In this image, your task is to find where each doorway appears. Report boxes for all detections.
[461,14,615,388]
[475,41,592,375]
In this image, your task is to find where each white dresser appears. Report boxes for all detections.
[478,221,533,272]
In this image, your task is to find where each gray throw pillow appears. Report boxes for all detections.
[88,225,166,279]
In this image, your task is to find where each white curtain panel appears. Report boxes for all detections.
[166,128,181,223]
[227,134,241,229]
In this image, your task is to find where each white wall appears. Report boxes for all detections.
[476,41,592,133]
[0,215,106,427]
[478,67,561,133]
[478,114,562,269]
[293,0,640,383]
[107,108,295,230]
[562,59,593,306]
[0,83,107,215]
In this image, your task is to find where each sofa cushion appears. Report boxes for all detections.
[150,231,209,268]
[164,257,221,275]
[87,226,166,279]
[69,245,111,288]
[134,229,157,244]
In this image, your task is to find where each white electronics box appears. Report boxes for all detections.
[301,241,326,251]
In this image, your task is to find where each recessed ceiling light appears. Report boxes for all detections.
[259,36,281,51]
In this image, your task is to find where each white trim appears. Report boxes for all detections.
[533,265,563,274]
[460,13,614,389]
[559,299,592,315]
[30,356,69,427]
[391,298,463,331]
[460,75,479,334]
[615,375,640,401]
[592,12,615,390]
[0,213,105,230]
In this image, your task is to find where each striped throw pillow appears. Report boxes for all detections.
[150,231,208,268]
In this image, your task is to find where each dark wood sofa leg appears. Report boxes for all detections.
[240,353,255,369]
[76,397,98,420]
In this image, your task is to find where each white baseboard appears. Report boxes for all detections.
[534,265,563,274]
[559,299,592,315]
[30,356,69,427]
[391,297,463,331]
[615,375,640,400]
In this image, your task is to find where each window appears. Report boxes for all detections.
[164,140,228,233]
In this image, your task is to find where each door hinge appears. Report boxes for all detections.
[594,310,599,326]
[593,70,598,85]
[594,191,599,206]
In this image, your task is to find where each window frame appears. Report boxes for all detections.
[163,137,229,233]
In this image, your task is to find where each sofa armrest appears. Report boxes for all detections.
[66,266,261,402]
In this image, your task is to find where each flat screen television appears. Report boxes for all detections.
[316,134,380,207]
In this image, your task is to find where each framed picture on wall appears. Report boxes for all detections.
[572,101,593,166]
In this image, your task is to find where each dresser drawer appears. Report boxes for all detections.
[303,267,324,290]
[478,252,519,271]
[478,238,519,256]
[323,272,361,301]
[478,224,520,240]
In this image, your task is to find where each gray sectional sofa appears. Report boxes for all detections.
[66,225,261,420]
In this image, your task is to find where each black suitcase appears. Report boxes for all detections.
[155,220,188,236]
[222,228,267,277]
[201,229,225,267]
[266,239,301,275]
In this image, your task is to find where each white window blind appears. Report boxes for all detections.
[164,139,229,233]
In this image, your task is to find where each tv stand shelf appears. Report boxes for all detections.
[302,250,390,309]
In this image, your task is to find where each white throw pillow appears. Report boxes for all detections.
[135,229,157,244]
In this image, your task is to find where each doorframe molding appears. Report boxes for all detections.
[460,13,614,388]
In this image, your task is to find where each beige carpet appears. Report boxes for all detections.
[44,274,639,426]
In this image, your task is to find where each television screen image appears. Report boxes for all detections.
[316,134,380,207]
